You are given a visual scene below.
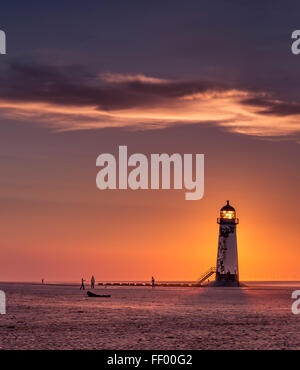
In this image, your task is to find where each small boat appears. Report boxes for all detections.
[87,291,111,298]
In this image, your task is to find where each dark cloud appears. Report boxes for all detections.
[1,60,300,127]
[242,97,300,116]
[0,61,227,111]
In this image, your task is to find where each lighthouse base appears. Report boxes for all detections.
[213,272,239,287]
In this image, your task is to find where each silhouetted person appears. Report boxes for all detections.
[91,275,95,289]
[41,278,44,284]
[152,276,155,288]
[80,278,85,290]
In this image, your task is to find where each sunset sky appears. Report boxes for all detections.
[1,1,300,281]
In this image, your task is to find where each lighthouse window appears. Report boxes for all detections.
[221,210,235,219]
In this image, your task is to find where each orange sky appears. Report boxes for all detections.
[1,119,299,282]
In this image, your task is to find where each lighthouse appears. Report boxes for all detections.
[215,200,239,287]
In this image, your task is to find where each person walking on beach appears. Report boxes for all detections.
[80,278,85,290]
[91,275,95,289]
[152,276,155,288]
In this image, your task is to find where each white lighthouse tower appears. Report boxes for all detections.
[215,200,239,287]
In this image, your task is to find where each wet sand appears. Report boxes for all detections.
[0,282,299,350]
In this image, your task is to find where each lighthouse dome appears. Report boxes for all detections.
[221,200,235,212]
[218,201,239,224]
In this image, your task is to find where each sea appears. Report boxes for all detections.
[0,281,299,349]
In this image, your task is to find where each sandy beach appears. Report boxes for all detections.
[0,282,299,350]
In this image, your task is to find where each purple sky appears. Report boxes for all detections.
[0,1,300,281]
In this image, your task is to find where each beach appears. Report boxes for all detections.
[0,282,299,350]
